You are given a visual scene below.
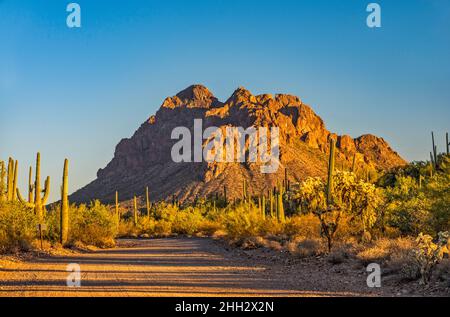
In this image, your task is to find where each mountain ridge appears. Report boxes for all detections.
[70,84,406,204]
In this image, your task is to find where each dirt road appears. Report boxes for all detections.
[0,238,387,297]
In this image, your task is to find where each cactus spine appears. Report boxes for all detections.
[326,139,336,206]
[60,159,69,245]
[133,195,138,226]
[146,186,151,218]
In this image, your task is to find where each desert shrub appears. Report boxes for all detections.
[0,202,37,253]
[136,217,156,236]
[384,176,432,235]
[153,220,172,237]
[356,237,415,270]
[118,220,137,237]
[69,200,118,248]
[413,231,449,285]
[153,202,179,222]
[197,219,223,236]
[222,205,265,239]
[284,214,321,239]
[171,207,205,235]
[287,237,323,258]
[44,207,60,243]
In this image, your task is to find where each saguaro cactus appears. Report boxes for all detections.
[242,179,247,201]
[269,190,274,218]
[133,195,138,226]
[146,186,151,218]
[431,132,438,169]
[261,195,266,220]
[326,139,336,205]
[0,161,5,202]
[447,132,449,155]
[17,153,50,221]
[277,193,285,222]
[6,158,18,201]
[12,160,18,201]
[115,191,120,224]
[60,159,69,245]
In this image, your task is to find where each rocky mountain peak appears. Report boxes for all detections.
[70,85,407,205]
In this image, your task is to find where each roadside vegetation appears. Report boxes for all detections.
[0,133,449,288]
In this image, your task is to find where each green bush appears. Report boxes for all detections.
[68,200,118,248]
[0,201,37,253]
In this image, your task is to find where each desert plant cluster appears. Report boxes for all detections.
[0,133,449,287]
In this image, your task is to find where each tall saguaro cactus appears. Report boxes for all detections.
[0,161,6,202]
[242,179,248,201]
[326,139,336,206]
[6,158,17,201]
[17,153,50,221]
[261,195,266,220]
[431,132,438,169]
[146,186,151,218]
[12,160,18,201]
[277,193,285,222]
[34,153,50,221]
[133,195,138,226]
[60,159,69,245]
[115,191,120,225]
[447,132,449,155]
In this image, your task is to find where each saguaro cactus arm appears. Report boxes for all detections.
[16,188,34,208]
[42,176,51,205]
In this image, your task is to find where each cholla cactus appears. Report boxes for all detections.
[413,231,449,285]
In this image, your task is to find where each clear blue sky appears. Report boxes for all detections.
[1,0,449,202]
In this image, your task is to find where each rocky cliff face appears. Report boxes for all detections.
[70,85,406,204]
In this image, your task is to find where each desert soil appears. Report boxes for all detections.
[0,237,428,297]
